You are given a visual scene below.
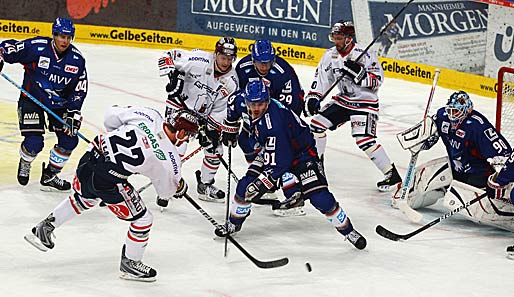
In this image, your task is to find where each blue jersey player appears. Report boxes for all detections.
[235,40,304,116]
[216,80,366,250]
[0,18,88,191]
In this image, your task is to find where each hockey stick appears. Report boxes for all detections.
[396,69,440,223]
[224,146,232,257]
[376,192,488,241]
[319,0,416,101]
[183,192,289,269]
[1,72,90,143]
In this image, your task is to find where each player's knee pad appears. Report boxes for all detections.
[21,136,44,156]
[405,157,452,209]
[308,189,337,214]
[56,131,79,151]
[128,210,153,244]
[202,148,221,171]
[49,144,72,171]
[350,113,377,137]
[356,136,377,153]
[310,122,327,135]
[106,183,147,221]
[69,192,99,215]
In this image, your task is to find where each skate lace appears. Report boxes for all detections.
[346,230,360,243]
[206,184,221,195]
[19,162,31,177]
[132,261,151,274]
[46,175,65,187]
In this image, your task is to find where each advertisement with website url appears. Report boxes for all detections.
[0,19,325,66]
[380,57,498,98]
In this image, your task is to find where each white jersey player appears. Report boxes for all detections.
[24,106,199,282]
[303,20,401,191]
[158,37,239,203]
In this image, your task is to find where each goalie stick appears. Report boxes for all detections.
[319,0,416,101]
[183,192,289,269]
[396,69,440,223]
[376,192,488,241]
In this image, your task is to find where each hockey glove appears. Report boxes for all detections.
[166,69,185,98]
[198,127,220,148]
[245,171,279,202]
[420,134,439,151]
[221,119,240,148]
[173,178,188,198]
[63,109,82,136]
[158,51,176,77]
[486,174,506,200]
[303,93,321,117]
[342,60,367,85]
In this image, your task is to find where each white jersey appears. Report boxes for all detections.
[160,48,239,127]
[98,106,182,200]
[308,43,383,115]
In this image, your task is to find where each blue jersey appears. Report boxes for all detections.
[1,36,88,110]
[434,107,511,177]
[235,55,304,116]
[249,100,317,180]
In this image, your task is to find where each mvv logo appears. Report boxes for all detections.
[494,25,514,62]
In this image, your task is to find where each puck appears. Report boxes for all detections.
[305,262,312,272]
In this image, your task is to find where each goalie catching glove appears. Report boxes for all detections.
[63,109,82,137]
[221,119,240,147]
[341,60,366,85]
[245,171,279,201]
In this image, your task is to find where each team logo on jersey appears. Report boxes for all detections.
[64,64,79,74]
[484,127,498,141]
[442,122,450,134]
[23,112,39,125]
[456,129,466,138]
[38,56,50,69]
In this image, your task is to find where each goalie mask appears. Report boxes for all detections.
[445,91,473,129]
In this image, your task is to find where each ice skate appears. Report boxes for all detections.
[24,214,56,252]
[377,163,402,192]
[345,229,367,250]
[119,245,157,282]
[196,170,225,203]
[17,158,32,186]
[40,163,71,192]
[507,245,514,260]
[272,193,306,217]
[214,222,242,237]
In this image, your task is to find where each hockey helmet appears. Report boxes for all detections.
[445,91,473,127]
[215,37,238,58]
[167,109,199,137]
[52,18,75,38]
[244,80,270,104]
[251,40,276,64]
[329,20,355,42]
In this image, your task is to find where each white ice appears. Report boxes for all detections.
[0,43,513,297]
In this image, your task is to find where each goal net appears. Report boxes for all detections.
[496,67,514,146]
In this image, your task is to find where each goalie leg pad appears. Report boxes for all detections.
[443,180,514,232]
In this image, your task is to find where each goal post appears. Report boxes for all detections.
[496,66,514,145]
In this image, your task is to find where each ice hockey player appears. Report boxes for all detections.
[394,91,514,232]
[216,80,366,250]
[303,20,401,191]
[235,39,304,116]
[158,37,239,203]
[222,81,306,216]
[24,106,199,282]
[0,17,88,191]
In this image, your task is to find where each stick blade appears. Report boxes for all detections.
[375,225,404,241]
[254,257,289,269]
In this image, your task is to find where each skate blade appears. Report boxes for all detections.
[39,185,71,193]
[24,233,49,252]
[119,272,156,282]
[377,182,401,192]
[198,195,225,203]
[273,207,306,217]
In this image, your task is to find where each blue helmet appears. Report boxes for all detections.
[445,91,473,128]
[52,18,75,38]
[244,80,270,104]
[251,40,275,64]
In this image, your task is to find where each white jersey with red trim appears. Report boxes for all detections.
[99,106,182,200]
[160,49,239,128]
[307,43,383,115]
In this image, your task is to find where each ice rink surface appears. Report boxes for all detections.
[0,43,513,297]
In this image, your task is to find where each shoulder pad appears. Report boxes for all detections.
[30,38,48,44]
[71,47,84,59]
[470,114,484,125]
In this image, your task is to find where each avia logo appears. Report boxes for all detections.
[24,113,39,120]
[66,0,116,20]
[494,25,514,62]
[194,0,331,27]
